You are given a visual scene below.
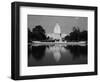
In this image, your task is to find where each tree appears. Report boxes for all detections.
[32,25,47,41]
[64,26,87,42]
[80,30,87,41]
[69,26,80,41]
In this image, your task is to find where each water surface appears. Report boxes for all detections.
[28,44,87,67]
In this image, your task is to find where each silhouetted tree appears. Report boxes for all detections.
[80,31,87,41]
[64,26,87,42]
[32,25,47,41]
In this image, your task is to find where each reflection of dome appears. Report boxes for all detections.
[46,45,67,62]
[46,46,61,62]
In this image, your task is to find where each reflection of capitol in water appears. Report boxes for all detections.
[46,45,68,62]
[28,45,87,66]
[47,23,67,42]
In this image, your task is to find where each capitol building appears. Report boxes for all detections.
[47,23,67,42]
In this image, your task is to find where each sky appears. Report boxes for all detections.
[28,15,87,34]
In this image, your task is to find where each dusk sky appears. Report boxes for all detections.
[28,15,87,34]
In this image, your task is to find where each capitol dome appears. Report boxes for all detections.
[54,23,61,34]
[47,23,67,42]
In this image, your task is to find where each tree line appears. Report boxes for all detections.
[28,25,87,42]
[64,26,87,42]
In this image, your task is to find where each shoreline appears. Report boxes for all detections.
[29,41,87,46]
